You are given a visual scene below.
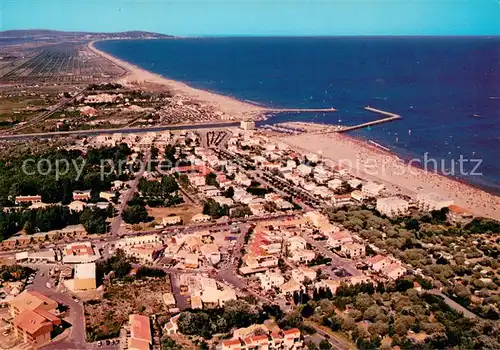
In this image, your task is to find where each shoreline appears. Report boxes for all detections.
[279,131,500,220]
[88,40,267,121]
[280,121,500,196]
[343,132,500,197]
[89,40,499,219]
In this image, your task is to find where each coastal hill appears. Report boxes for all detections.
[0,29,173,40]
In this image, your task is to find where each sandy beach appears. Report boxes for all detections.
[280,132,500,220]
[88,41,266,120]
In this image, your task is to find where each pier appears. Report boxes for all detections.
[315,106,401,134]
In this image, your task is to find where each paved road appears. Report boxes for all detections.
[304,322,351,350]
[110,150,151,235]
[301,235,361,278]
[0,121,241,141]
[170,273,191,310]
[427,289,479,319]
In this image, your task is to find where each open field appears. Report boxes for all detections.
[0,42,125,84]
[148,204,203,225]
[0,86,63,129]
[84,278,171,341]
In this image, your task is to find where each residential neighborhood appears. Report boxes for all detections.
[0,123,498,350]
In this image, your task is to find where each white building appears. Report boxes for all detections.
[296,164,313,176]
[287,236,307,251]
[257,270,285,290]
[213,196,234,207]
[125,244,165,262]
[191,214,211,223]
[63,242,100,264]
[200,243,221,265]
[234,173,252,187]
[73,263,97,291]
[289,249,316,264]
[291,267,316,283]
[198,277,237,307]
[162,215,182,226]
[280,279,304,296]
[327,179,342,190]
[376,197,409,217]
[381,263,407,280]
[332,194,353,207]
[240,120,256,130]
[68,201,86,212]
[416,192,454,211]
[362,182,385,197]
[117,234,162,248]
[239,254,279,275]
[315,279,341,294]
[340,243,365,258]
[326,231,353,248]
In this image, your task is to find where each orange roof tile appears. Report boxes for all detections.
[13,309,53,335]
[367,254,387,264]
[65,244,94,256]
[222,339,242,346]
[33,306,61,325]
[282,328,301,336]
[334,194,351,199]
[448,205,472,215]
[9,291,57,314]
[250,335,269,342]
[271,331,283,339]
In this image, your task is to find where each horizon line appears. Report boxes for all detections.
[1,29,500,38]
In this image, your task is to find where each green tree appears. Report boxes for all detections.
[205,173,219,187]
[122,204,151,224]
[301,303,315,318]
[224,186,234,198]
[319,339,332,350]
[202,199,228,219]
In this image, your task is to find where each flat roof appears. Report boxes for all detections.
[75,263,96,280]
[129,314,152,344]
[9,291,57,313]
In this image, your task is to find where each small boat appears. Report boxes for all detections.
[408,129,412,135]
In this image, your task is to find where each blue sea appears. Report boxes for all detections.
[96,37,500,195]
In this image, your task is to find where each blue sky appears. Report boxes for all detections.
[2,0,500,36]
